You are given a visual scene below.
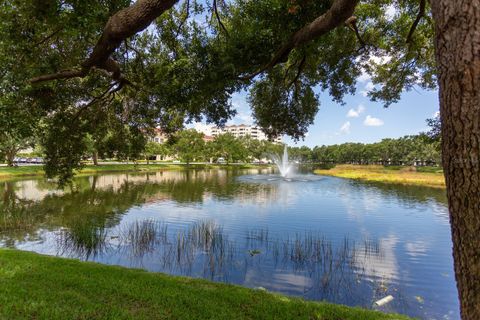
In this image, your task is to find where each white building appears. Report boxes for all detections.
[210,124,282,143]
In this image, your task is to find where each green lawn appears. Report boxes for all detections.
[314,165,445,188]
[0,249,411,320]
[0,163,267,179]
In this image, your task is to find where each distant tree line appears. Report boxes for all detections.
[2,116,441,167]
[307,134,441,166]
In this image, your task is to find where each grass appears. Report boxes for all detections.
[0,163,268,179]
[314,165,445,188]
[0,249,412,320]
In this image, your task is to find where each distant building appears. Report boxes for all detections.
[210,124,282,143]
[151,128,168,144]
[150,128,214,144]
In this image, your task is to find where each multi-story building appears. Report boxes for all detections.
[210,124,282,143]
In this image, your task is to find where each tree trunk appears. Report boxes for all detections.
[93,151,99,166]
[431,1,480,319]
[5,149,16,167]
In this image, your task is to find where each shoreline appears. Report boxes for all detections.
[0,249,411,320]
[0,163,271,180]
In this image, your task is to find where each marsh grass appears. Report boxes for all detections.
[57,223,109,259]
[53,219,390,303]
[122,220,167,258]
[314,165,445,188]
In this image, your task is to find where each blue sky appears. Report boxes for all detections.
[221,79,439,148]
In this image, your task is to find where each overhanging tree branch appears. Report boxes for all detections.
[406,0,426,44]
[239,0,358,80]
[29,0,181,85]
[213,0,229,36]
[345,16,365,48]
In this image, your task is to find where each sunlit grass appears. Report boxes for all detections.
[314,165,445,188]
[0,249,412,319]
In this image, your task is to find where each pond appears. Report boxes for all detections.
[0,168,458,319]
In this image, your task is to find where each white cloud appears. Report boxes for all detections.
[357,71,371,83]
[347,104,366,118]
[193,122,212,135]
[361,81,376,97]
[364,115,384,127]
[340,121,351,134]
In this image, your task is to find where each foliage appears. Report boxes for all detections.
[425,113,441,141]
[207,133,248,163]
[144,141,170,162]
[311,134,441,166]
[0,0,437,181]
[171,129,205,164]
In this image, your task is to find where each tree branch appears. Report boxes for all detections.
[30,0,180,84]
[406,0,426,44]
[175,0,190,38]
[239,0,358,80]
[213,0,229,36]
[29,68,88,83]
[32,27,63,47]
[345,16,365,48]
[288,55,307,88]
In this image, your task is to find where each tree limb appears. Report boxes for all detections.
[32,27,63,47]
[406,0,426,44]
[288,55,307,88]
[29,68,88,83]
[239,0,358,80]
[213,0,229,36]
[30,0,180,84]
[345,16,365,48]
[175,0,190,38]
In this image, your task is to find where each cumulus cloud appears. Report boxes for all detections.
[364,115,384,127]
[340,121,351,134]
[347,104,366,118]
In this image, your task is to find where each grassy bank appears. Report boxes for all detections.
[314,165,445,188]
[0,250,410,320]
[0,163,267,179]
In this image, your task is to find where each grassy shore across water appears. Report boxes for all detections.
[0,249,411,320]
[0,163,266,179]
[314,165,445,188]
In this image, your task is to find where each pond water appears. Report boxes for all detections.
[0,168,459,319]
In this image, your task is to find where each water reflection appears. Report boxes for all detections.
[0,169,457,320]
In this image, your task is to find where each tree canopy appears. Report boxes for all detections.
[0,0,436,182]
[2,1,480,319]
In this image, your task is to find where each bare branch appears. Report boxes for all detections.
[239,0,358,81]
[406,0,426,44]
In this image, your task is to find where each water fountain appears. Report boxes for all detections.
[271,145,294,178]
